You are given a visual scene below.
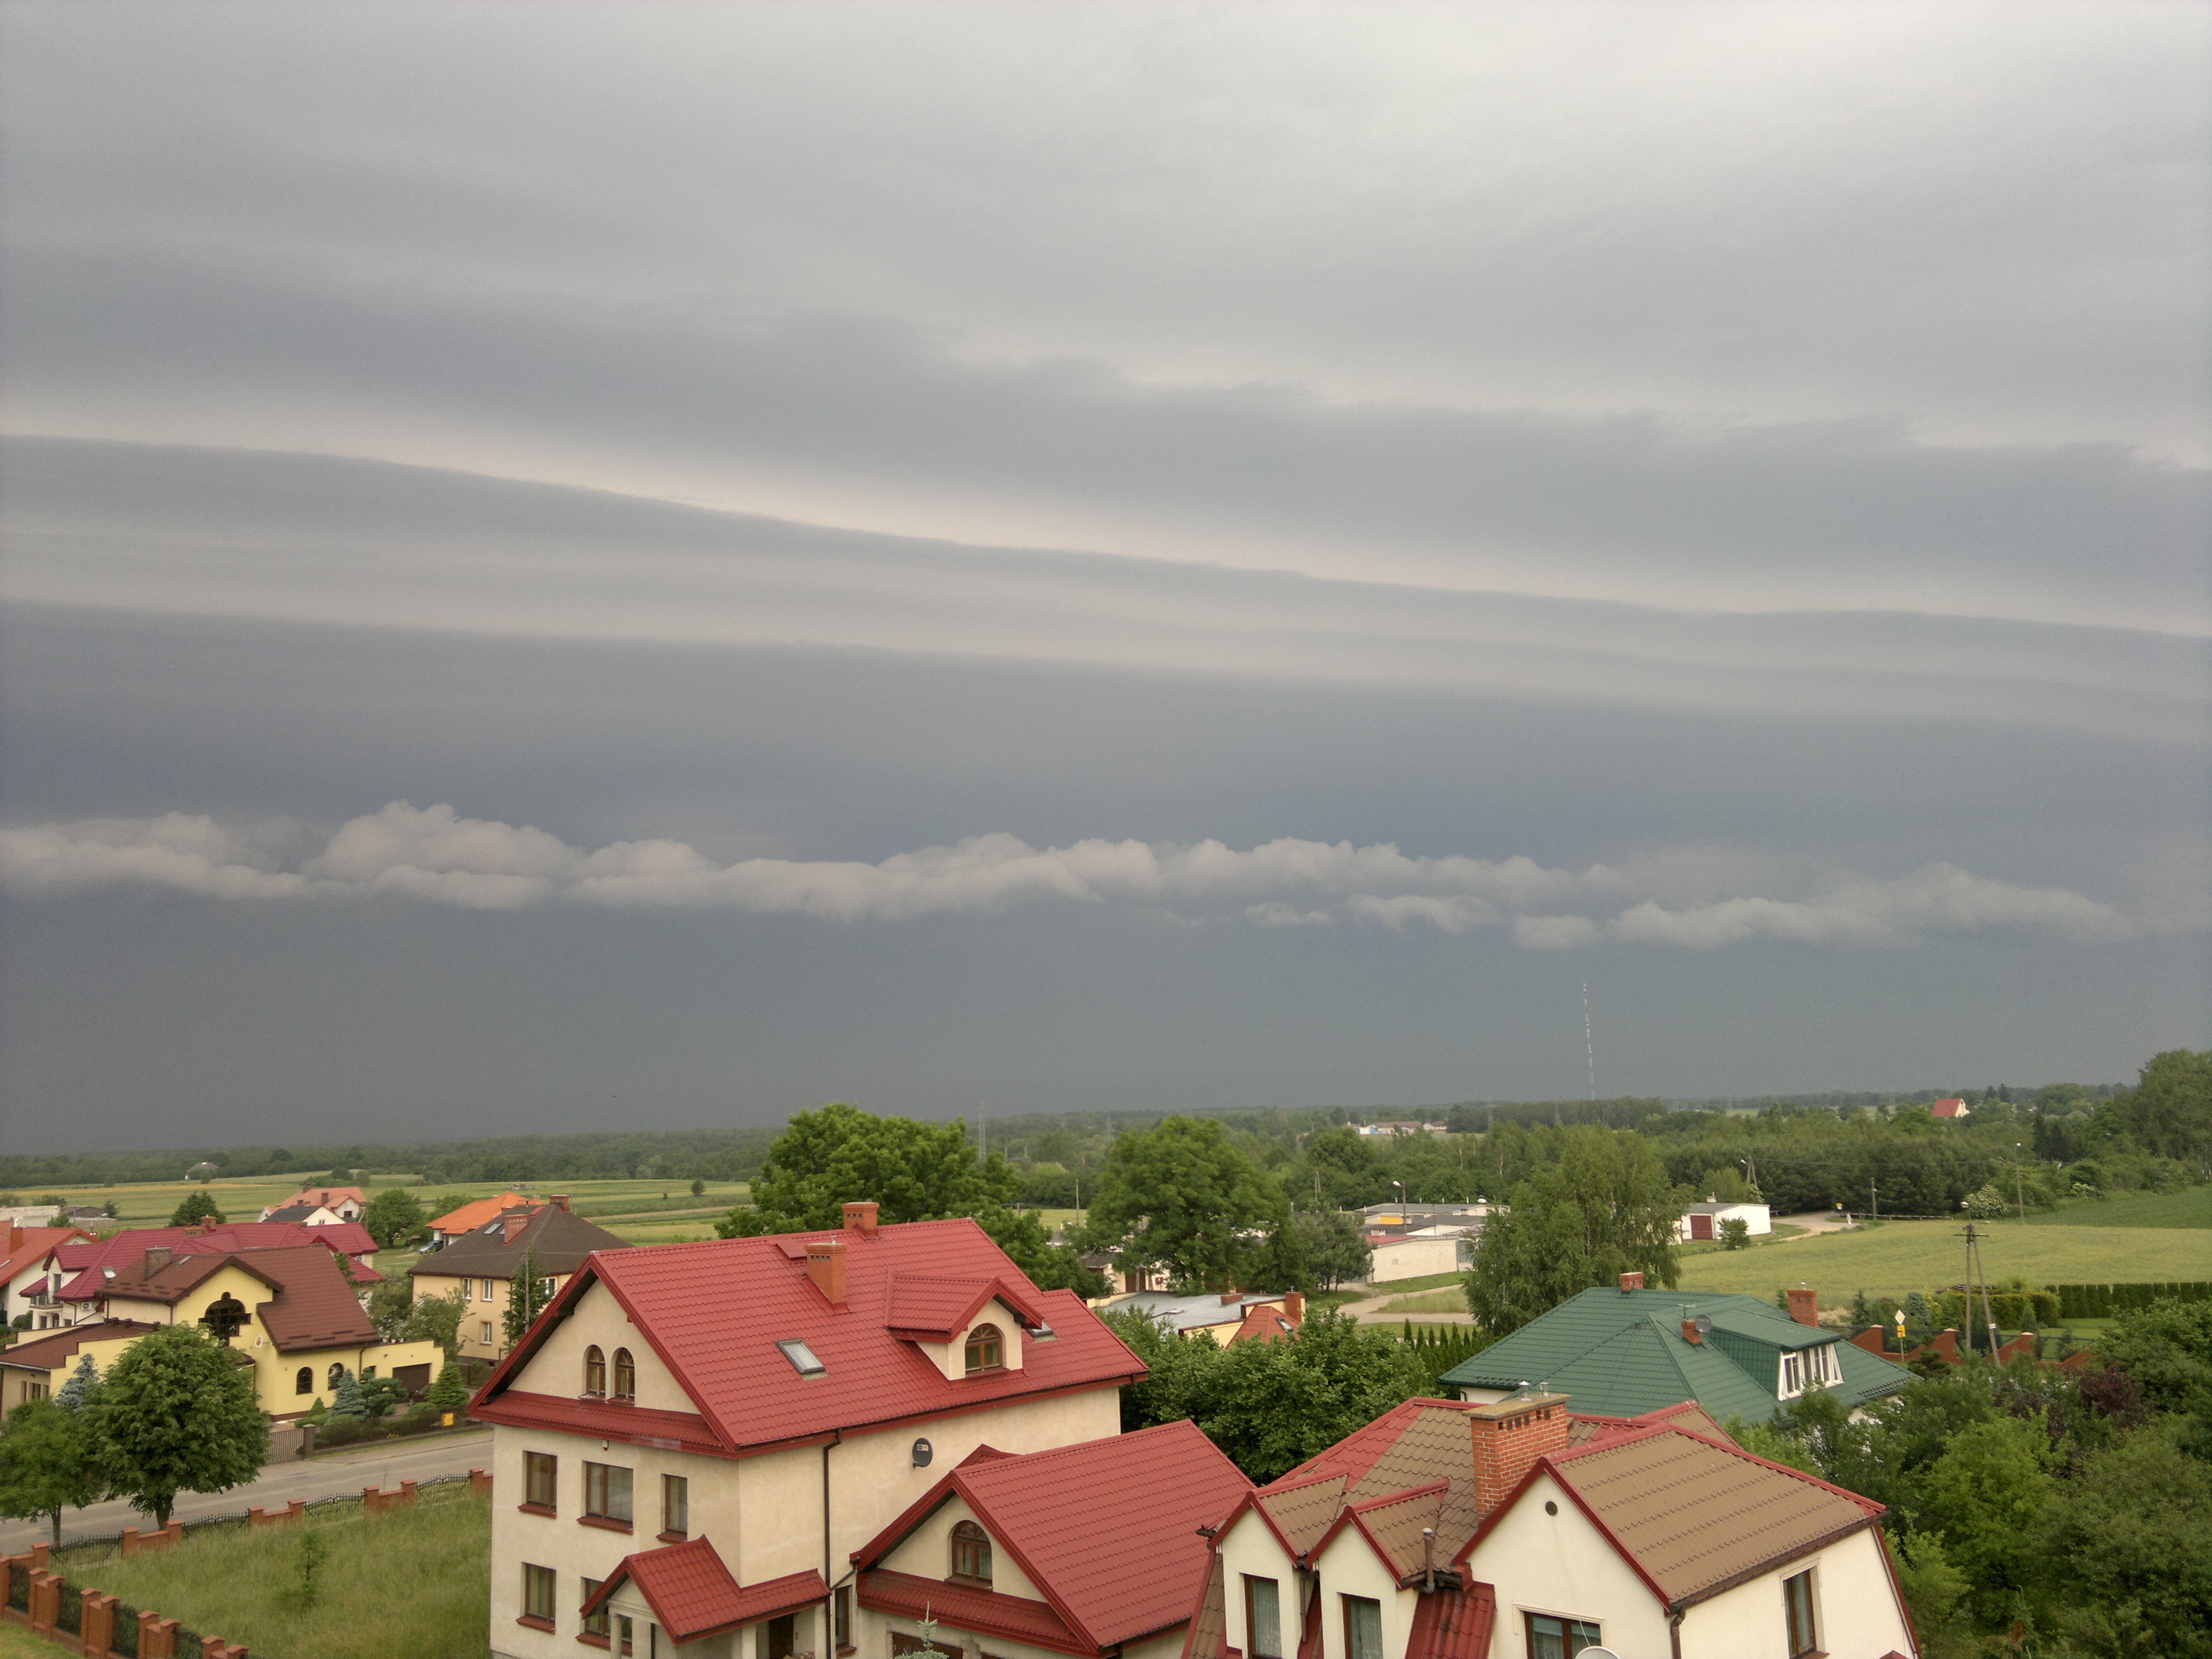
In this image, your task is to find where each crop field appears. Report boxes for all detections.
[1672,1215,2212,1309]
[51,1488,491,1659]
[2005,1187,2212,1229]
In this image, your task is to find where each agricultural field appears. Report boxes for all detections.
[2004,1186,2212,1229]
[49,1489,491,1659]
[1672,1214,2212,1311]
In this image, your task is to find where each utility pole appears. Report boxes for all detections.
[1869,1180,1878,1223]
[2013,1144,2027,1224]
[1582,982,1595,1100]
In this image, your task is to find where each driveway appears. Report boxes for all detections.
[0,1428,494,1554]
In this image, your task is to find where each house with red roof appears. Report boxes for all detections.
[427,1190,536,1245]
[1929,1099,1971,1120]
[1,1222,94,1333]
[50,1217,381,1321]
[259,1185,367,1222]
[471,1202,1148,1658]
[829,1421,1251,1659]
[1186,1392,1916,1659]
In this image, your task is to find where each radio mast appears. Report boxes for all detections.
[1583,982,1596,1099]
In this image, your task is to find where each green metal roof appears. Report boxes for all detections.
[1436,1287,1911,1423]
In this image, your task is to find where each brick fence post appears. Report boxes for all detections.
[201,1637,228,1658]
[399,1479,417,1506]
[286,1499,306,1522]
[362,1484,382,1515]
[140,1610,179,1658]
[468,1467,492,1498]
[27,1570,58,1638]
[77,1589,115,1658]
[247,1507,269,1528]
[119,1528,139,1559]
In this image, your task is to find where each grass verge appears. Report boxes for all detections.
[1363,1269,1469,1295]
[54,1488,490,1659]
[1673,1217,2212,1307]
[1380,1290,1474,1315]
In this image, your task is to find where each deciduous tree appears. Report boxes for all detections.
[167,1189,222,1228]
[359,1187,426,1249]
[1083,1117,1285,1291]
[85,1324,267,1528]
[0,1398,103,1545]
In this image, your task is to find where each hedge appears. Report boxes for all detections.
[2053,1281,2212,1319]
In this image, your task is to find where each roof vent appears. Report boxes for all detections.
[776,1339,827,1378]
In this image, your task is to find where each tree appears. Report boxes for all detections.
[1083,1118,1285,1290]
[1718,1216,1750,1250]
[504,1253,554,1348]
[1246,1216,1313,1293]
[2039,1419,2212,1659]
[1917,1416,2055,1619]
[85,1324,267,1527]
[404,1286,468,1358]
[1463,1128,1683,1334]
[690,1177,706,1198]
[718,1104,1019,1235]
[55,1354,100,1412]
[359,1187,426,1249]
[168,1189,223,1228]
[2116,1048,2212,1162]
[1293,1212,1371,1290]
[427,1360,471,1416]
[0,1398,103,1545]
[327,1368,369,1421]
[368,1275,415,1342]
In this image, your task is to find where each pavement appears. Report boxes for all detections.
[0,1428,494,1554]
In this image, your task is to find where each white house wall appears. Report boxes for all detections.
[1310,1522,1413,1659]
[1214,1509,1301,1659]
[1675,1528,1911,1659]
[1366,1240,1461,1284]
[1462,1474,1670,1659]
[524,1281,693,1412]
[875,1491,1046,1603]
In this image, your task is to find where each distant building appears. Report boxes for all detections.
[1359,1203,1487,1282]
[259,1185,367,1222]
[1678,1200,1771,1241]
[1353,1121,1450,1138]
[426,1190,537,1246]
[409,1196,632,1362]
[1094,1288,1305,1345]
[1931,1098,1972,1120]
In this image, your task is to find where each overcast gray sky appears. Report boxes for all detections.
[2,3,2206,1152]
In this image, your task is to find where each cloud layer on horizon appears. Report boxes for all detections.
[1,800,2164,951]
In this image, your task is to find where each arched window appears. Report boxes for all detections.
[327,1363,345,1390]
[583,1345,607,1396]
[613,1348,635,1401]
[200,1293,248,1343]
[951,1520,992,1584]
[963,1324,1004,1375]
[295,1367,314,1395]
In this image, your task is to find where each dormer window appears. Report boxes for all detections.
[613,1348,636,1401]
[583,1345,607,1396]
[963,1324,1004,1375]
[951,1520,992,1584]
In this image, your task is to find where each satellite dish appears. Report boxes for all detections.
[1581,1648,1622,1659]
[1694,1315,1713,1336]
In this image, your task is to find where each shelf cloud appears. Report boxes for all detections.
[2,800,2155,950]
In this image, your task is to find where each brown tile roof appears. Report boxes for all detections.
[1177,1555,1228,1659]
[409,1202,629,1279]
[1250,1400,1489,1568]
[0,1321,165,1372]
[1534,1425,1881,1605]
[245,1247,380,1352]
[1254,1472,1348,1557]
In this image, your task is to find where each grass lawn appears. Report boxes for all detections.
[2006,1187,2212,1230]
[1380,1290,1475,1316]
[1673,1217,2212,1310]
[0,1621,66,1659]
[55,1489,489,1659]
[1364,1269,1468,1295]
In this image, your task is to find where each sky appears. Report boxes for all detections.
[2,3,2206,1154]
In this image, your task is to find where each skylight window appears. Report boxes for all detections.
[777,1339,827,1378]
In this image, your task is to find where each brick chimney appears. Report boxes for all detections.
[7,1222,18,1253]
[550,1195,571,1212]
[1681,1318,1703,1345]
[201,1215,219,1233]
[1469,1392,1571,1521]
[1619,1271,1644,1292]
[144,1246,173,1275]
[805,1237,848,1307]
[1787,1286,1818,1327]
[841,1201,879,1235]
[1283,1291,1305,1321]
[1221,1289,1244,1306]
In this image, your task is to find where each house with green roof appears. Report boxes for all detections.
[1437,1276,1912,1423]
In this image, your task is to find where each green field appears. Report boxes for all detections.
[53,1489,490,1659]
[2004,1187,2212,1230]
[1673,1217,2212,1310]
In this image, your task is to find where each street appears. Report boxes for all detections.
[0,1429,494,1554]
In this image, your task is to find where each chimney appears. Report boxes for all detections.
[503,1214,531,1243]
[1221,1289,1243,1306]
[201,1215,219,1233]
[550,1195,571,1212]
[805,1237,848,1307]
[7,1223,18,1252]
[1283,1291,1305,1322]
[1787,1286,1818,1327]
[144,1246,174,1275]
[1681,1318,1703,1345]
[841,1201,879,1235]
[1469,1392,1571,1521]
[1618,1271,1644,1292]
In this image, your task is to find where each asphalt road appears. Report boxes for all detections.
[0,1428,494,1554]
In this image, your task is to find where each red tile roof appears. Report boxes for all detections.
[426,1191,535,1234]
[578,1541,825,1643]
[885,1274,1044,1340]
[1406,1583,1495,1659]
[473,1390,727,1457]
[0,1227,92,1285]
[862,1568,1088,1656]
[854,1420,1253,1652]
[272,1186,367,1212]
[473,1218,1146,1455]
[55,1221,378,1281]
[1229,1303,1302,1344]
[0,1320,165,1372]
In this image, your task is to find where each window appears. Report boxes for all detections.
[1524,1615,1601,1659]
[584,1345,607,1396]
[295,1367,314,1395]
[1343,1597,1383,1659]
[524,1452,557,1511]
[521,1562,556,1628]
[1782,1352,1806,1396]
[480,1321,493,1345]
[963,1323,1004,1374]
[22,1382,46,1402]
[585,1461,634,1525]
[327,1363,345,1390]
[1245,1576,1283,1659]
[951,1519,993,1583]
[1783,1570,1818,1657]
[833,1585,852,1652]
[661,1474,689,1538]
[581,1577,609,1639]
[777,1338,826,1376]
[613,1348,636,1401]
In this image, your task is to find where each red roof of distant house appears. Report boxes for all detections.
[270,1186,367,1213]
[578,1545,825,1645]
[1230,1302,1302,1344]
[426,1192,535,1234]
[55,1220,378,1280]
[0,1225,91,1285]
[473,1217,1146,1456]
[854,1420,1251,1653]
[1931,1099,1971,1118]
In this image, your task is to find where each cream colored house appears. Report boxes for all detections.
[1186,1394,1916,1659]
[53,1244,439,1416]
[410,1197,630,1363]
[472,1204,1147,1658]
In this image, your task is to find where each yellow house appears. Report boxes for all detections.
[0,1320,164,1413]
[408,1196,632,1363]
[60,1244,440,1417]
